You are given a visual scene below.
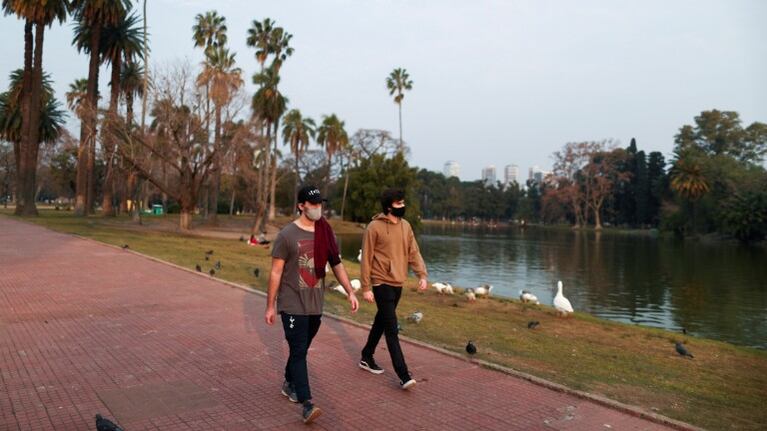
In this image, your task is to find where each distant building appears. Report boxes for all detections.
[504,164,518,185]
[481,165,497,186]
[443,161,460,178]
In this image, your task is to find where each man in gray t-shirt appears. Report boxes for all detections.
[264,185,359,425]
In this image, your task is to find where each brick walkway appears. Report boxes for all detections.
[0,217,676,430]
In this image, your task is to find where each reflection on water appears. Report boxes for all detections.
[338,225,767,349]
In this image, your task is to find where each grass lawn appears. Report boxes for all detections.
[3,208,766,430]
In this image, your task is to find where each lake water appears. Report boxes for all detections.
[338,224,767,349]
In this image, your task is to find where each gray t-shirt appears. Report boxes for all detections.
[271,223,325,315]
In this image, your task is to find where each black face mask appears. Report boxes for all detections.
[390,206,406,218]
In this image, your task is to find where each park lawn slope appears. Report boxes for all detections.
[4,209,766,430]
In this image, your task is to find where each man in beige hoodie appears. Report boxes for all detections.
[359,188,428,389]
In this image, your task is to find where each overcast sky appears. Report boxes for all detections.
[1,0,765,180]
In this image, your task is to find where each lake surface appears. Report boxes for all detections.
[338,224,767,349]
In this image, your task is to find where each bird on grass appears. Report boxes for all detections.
[121,244,129,250]
[239,236,245,242]
[204,255,209,261]
[195,264,202,272]
[357,249,362,262]
[209,269,216,277]
[465,289,477,302]
[432,282,455,295]
[95,414,124,431]
[520,290,540,304]
[253,268,260,278]
[474,284,493,297]
[407,311,423,324]
[214,261,221,271]
[675,342,694,358]
[682,327,688,335]
[350,279,361,292]
[553,281,574,317]
[466,341,477,355]
[205,250,214,256]
[527,321,540,330]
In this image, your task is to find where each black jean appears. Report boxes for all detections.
[280,312,322,403]
[361,284,410,382]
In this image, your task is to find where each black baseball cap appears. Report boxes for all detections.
[297,185,326,204]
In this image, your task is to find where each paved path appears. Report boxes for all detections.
[0,217,675,430]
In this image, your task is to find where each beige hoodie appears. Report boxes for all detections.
[360,213,428,292]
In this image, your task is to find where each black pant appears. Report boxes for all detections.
[361,284,410,382]
[281,312,322,403]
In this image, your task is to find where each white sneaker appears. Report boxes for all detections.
[400,378,416,390]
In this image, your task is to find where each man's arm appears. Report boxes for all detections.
[406,224,428,290]
[331,263,359,312]
[264,257,285,325]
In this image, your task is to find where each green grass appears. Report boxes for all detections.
[4,208,767,430]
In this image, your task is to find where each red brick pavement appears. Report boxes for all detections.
[0,217,679,430]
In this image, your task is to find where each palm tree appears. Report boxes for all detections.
[386,68,413,152]
[74,10,143,215]
[120,61,143,127]
[0,69,66,204]
[71,0,131,215]
[196,45,242,224]
[282,109,315,211]
[670,156,710,233]
[269,27,293,74]
[2,0,70,215]
[246,18,276,71]
[65,78,89,119]
[251,65,287,231]
[317,114,348,197]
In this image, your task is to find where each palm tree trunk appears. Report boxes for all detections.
[85,24,102,214]
[208,103,221,224]
[19,22,46,216]
[398,101,403,152]
[202,83,211,218]
[140,0,149,131]
[102,54,122,217]
[251,124,270,234]
[292,153,300,215]
[268,122,279,221]
[126,91,134,127]
[340,156,351,220]
[15,20,34,215]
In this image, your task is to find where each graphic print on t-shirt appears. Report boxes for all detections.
[297,239,321,289]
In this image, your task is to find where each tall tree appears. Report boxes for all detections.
[246,18,276,71]
[73,11,143,215]
[316,114,348,198]
[646,151,666,225]
[196,45,242,223]
[2,0,70,215]
[120,60,143,127]
[386,68,413,151]
[281,109,315,211]
[192,10,227,218]
[71,0,131,215]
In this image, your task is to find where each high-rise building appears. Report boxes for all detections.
[504,164,519,185]
[443,161,460,178]
[481,165,497,186]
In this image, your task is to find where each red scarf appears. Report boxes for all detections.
[314,217,340,278]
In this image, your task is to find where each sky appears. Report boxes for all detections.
[1,0,766,181]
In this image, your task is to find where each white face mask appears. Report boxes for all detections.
[304,206,322,221]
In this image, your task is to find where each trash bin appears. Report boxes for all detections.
[151,204,164,215]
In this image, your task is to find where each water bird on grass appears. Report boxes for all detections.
[253,268,260,278]
[195,264,202,272]
[350,279,361,292]
[121,244,129,250]
[209,269,216,277]
[214,261,221,271]
[675,342,694,358]
[528,321,540,329]
[95,414,124,431]
[466,340,477,355]
[407,311,423,324]
[475,284,493,297]
[357,249,362,262]
[239,236,245,242]
[205,250,214,256]
[553,281,574,317]
[520,290,540,304]
[465,289,477,302]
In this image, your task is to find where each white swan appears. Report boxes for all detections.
[553,280,574,316]
[519,290,540,305]
[432,282,449,294]
[350,279,362,292]
[357,249,362,262]
[465,288,477,302]
[474,284,493,297]
[444,283,454,295]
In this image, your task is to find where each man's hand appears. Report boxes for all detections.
[348,293,359,313]
[265,306,276,325]
[418,278,428,292]
[362,290,375,303]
